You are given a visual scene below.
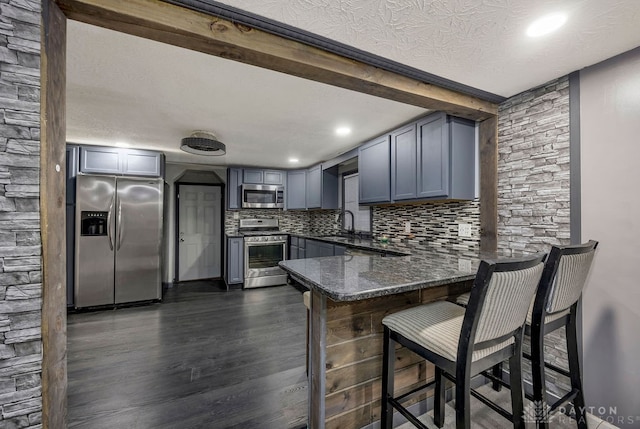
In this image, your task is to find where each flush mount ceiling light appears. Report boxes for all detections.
[288,157,299,163]
[180,131,226,156]
[335,126,352,136]
[526,13,567,37]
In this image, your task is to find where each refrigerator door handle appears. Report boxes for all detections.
[107,198,114,251]
[117,200,123,250]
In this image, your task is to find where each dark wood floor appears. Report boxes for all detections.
[67,281,308,429]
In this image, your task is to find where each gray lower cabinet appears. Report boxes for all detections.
[225,237,244,285]
[79,146,164,177]
[289,236,307,260]
[304,239,344,258]
[358,135,391,204]
[306,239,334,258]
[286,170,306,209]
[227,168,242,210]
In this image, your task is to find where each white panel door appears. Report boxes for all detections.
[178,185,222,281]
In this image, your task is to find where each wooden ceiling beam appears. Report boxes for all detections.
[55,0,498,121]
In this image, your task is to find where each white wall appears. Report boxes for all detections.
[580,48,640,426]
[163,163,226,283]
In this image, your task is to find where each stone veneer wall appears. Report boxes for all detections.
[497,76,571,396]
[498,76,571,253]
[372,200,480,251]
[0,0,43,427]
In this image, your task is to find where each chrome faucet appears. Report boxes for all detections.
[338,209,355,234]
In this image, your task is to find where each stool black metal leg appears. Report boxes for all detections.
[434,367,445,428]
[509,334,525,429]
[381,327,395,429]
[455,366,471,429]
[530,321,548,429]
[492,362,503,392]
[567,308,587,429]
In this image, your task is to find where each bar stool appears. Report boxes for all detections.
[455,241,598,428]
[381,253,546,429]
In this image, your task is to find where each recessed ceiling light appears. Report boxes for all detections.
[335,126,352,136]
[289,158,299,163]
[115,141,130,148]
[526,13,567,37]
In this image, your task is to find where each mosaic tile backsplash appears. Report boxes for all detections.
[225,209,341,236]
[225,200,480,252]
[372,200,480,251]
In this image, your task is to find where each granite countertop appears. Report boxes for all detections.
[287,232,412,256]
[279,246,482,301]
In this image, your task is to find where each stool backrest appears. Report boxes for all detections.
[536,240,598,316]
[460,254,545,356]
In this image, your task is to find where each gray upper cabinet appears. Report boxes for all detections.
[263,170,284,185]
[122,149,163,177]
[243,168,284,185]
[79,146,163,177]
[417,113,475,200]
[305,165,322,208]
[358,135,391,204]
[321,166,339,209]
[286,165,338,210]
[391,124,418,201]
[243,169,264,184]
[80,146,120,174]
[417,113,449,198]
[286,170,306,209]
[359,112,476,204]
[227,168,242,210]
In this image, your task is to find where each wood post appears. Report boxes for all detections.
[479,116,499,252]
[41,1,68,427]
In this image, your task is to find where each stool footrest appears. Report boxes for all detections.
[395,379,437,402]
[469,387,514,421]
[522,352,571,378]
[549,388,579,414]
[388,396,429,429]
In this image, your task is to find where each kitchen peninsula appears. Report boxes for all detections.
[280,244,485,429]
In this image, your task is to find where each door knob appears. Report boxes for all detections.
[180,238,185,242]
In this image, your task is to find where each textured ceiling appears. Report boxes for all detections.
[213,0,640,97]
[66,1,640,168]
[66,21,428,168]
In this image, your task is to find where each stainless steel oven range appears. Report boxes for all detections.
[239,218,288,288]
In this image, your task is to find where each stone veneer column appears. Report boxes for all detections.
[497,76,571,253]
[497,76,572,396]
[0,0,43,427]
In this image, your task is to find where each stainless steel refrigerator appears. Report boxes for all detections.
[74,174,163,308]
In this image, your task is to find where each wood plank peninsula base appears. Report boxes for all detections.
[316,283,470,428]
[280,249,480,428]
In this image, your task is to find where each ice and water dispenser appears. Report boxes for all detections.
[80,211,108,236]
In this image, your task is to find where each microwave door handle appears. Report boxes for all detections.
[106,196,114,251]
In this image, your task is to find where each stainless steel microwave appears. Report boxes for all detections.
[241,184,284,209]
